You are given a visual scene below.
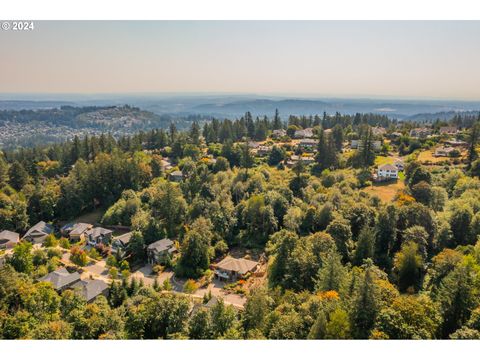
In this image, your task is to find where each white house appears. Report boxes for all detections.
[377,164,399,180]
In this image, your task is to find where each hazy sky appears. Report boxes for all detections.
[2,21,480,99]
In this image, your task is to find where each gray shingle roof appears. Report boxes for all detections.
[113,232,133,246]
[71,279,109,302]
[39,268,81,290]
[69,223,93,236]
[0,230,20,244]
[23,221,53,238]
[215,256,258,275]
[86,227,113,239]
[147,238,175,253]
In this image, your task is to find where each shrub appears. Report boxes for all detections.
[59,237,71,249]
[88,248,101,261]
[183,279,198,294]
[70,246,88,267]
[106,255,118,268]
[44,234,58,248]
[109,267,118,279]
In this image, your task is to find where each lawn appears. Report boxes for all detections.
[364,179,406,203]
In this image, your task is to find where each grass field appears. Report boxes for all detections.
[364,179,405,202]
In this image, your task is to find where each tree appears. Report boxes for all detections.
[128,231,145,262]
[466,121,480,169]
[374,295,440,339]
[393,241,424,293]
[353,226,375,266]
[315,252,345,292]
[326,216,353,261]
[268,146,285,166]
[188,308,213,339]
[315,129,337,171]
[449,204,473,246]
[8,161,29,191]
[351,261,379,339]
[9,241,33,274]
[375,205,398,270]
[177,217,213,278]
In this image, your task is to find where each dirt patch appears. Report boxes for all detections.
[364,180,406,203]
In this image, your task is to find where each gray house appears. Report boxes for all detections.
[147,238,177,265]
[214,256,259,281]
[111,232,133,257]
[39,267,81,291]
[61,223,93,242]
[22,221,54,244]
[86,227,113,247]
[0,230,20,249]
[71,279,109,303]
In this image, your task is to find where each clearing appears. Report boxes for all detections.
[364,179,405,202]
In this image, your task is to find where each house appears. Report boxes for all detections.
[0,230,20,250]
[394,160,405,171]
[434,146,458,157]
[214,256,259,281]
[22,221,54,244]
[38,268,81,291]
[161,158,172,171]
[377,164,399,180]
[294,128,314,139]
[439,126,458,135]
[409,127,433,138]
[85,227,113,247]
[390,131,403,138]
[71,279,109,303]
[61,223,93,242]
[256,145,272,156]
[350,139,382,150]
[169,170,184,182]
[372,126,387,136]
[247,141,261,149]
[147,238,177,265]
[298,138,317,149]
[271,129,287,138]
[445,139,468,147]
[111,232,133,257]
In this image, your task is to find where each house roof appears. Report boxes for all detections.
[114,232,133,246]
[170,170,183,177]
[0,230,20,243]
[147,238,175,253]
[71,279,109,302]
[215,256,258,275]
[23,221,53,238]
[378,164,398,171]
[85,227,113,239]
[39,268,80,290]
[70,223,93,236]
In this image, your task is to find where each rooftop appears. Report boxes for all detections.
[215,256,258,275]
[39,268,81,290]
[147,238,175,253]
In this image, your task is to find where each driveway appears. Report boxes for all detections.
[83,260,109,280]
[195,278,247,308]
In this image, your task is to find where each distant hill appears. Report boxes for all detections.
[404,110,480,122]
[0,100,76,110]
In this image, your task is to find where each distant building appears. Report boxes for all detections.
[409,128,433,139]
[61,223,93,242]
[394,160,405,171]
[71,279,109,303]
[372,126,387,136]
[256,145,272,156]
[350,139,382,150]
[169,170,184,182]
[298,138,317,149]
[445,139,468,147]
[294,128,314,139]
[439,126,458,135]
[85,227,113,247]
[434,146,458,157]
[214,256,259,281]
[271,129,287,138]
[377,164,399,180]
[22,221,54,244]
[0,230,20,249]
[111,232,133,257]
[147,238,177,265]
[39,268,81,291]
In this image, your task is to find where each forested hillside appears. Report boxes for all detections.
[1,110,480,339]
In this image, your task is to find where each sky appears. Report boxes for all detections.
[1,21,480,100]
